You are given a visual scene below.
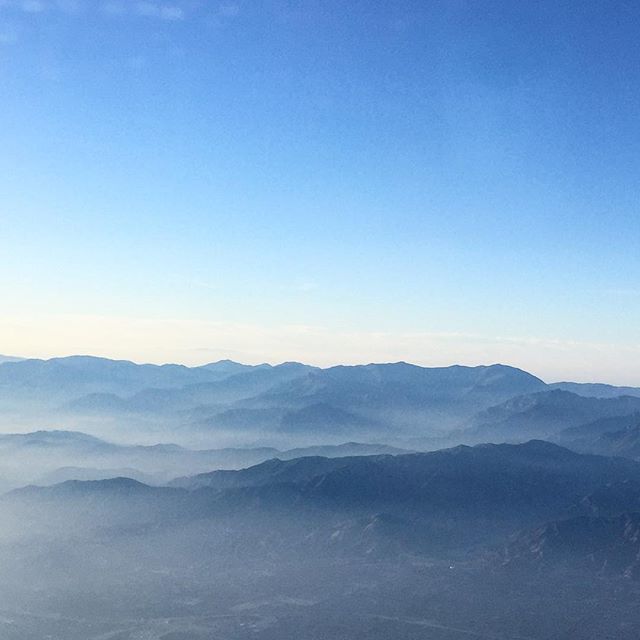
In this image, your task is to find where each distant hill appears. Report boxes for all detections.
[0,429,410,490]
[554,414,640,454]
[189,362,546,439]
[0,429,115,452]
[558,414,640,441]
[0,355,265,394]
[36,466,159,486]
[170,456,352,491]
[469,390,640,441]
[550,381,640,399]
[199,359,269,376]
[592,421,640,459]
[280,441,408,459]
[248,362,545,424]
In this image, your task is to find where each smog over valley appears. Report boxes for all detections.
[2,0,640,638]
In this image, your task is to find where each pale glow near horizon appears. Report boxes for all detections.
[3,313,640,386]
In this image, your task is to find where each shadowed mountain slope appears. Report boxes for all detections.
[550,381,640,399]
[0,429,409,491]
[470,390,640,441]
[504,512,640,578]
[6,441,640,559]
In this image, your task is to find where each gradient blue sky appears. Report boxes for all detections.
[1,0,639,383]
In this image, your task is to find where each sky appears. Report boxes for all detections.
[1,0,639,384]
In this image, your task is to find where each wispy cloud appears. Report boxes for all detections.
[55,0,84,13]
[100,1,126,16]
[0,23,18,44]
[1,0,79,13]
[101,1,184,21]
[0,0,45,13]
[167,273,221,292]
[604,288,640,297]
[218,2,240,18]
[20,0,44,13]
[134,2,184,21]
[0,0,186,20]
[283,281,318,294]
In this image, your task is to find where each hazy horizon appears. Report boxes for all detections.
[4,329,640,384]
[2,349,640,388]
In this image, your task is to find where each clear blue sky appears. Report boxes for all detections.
[1,0,639,383]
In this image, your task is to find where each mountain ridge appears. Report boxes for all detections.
[3,355,640,447]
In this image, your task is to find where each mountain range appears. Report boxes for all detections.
[3,355,640,449]
[6,440,640,564]
[0,428,409,491]
[2,420,640,637]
